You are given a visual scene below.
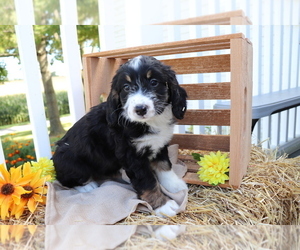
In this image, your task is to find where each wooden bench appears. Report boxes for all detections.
[155,10,252,25]
[214,87,300,155]
[82,33,253,188]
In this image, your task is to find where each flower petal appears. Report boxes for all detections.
[27,225,37,235]
[22,162,32,176]
[1,196,12,220]
[0,164,10,183]
[27,198,37,213]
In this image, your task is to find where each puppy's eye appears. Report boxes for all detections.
[123,84,131,92]
[150,79,159,87]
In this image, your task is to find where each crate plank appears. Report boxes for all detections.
[83,57,127,110]
[229,38,253,187]
[177,109,230,126]
[171,134,230,151]
[83,33,244,59]
[183,172,232,188]
[183,82,231,100]
[161,54,230,74]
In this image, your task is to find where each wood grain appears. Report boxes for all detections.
[171,134,230,151]
[161,54,230,74]
[178,109,230,126]
[83,33,244,59]
[183,82,231,100]
[183,172,234,188]
[229,38,253,187]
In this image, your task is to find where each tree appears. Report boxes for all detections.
[0,0,100,136]
[0,62,8,84]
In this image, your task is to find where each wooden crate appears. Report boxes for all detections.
[82,33,253,189]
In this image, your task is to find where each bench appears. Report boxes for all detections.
[214,87,300,130]
[214,87,300,155]
[155,9,252,25]
[82,33,253,188]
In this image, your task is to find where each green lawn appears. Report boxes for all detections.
[1,115,72,145]
[1,115,72,168]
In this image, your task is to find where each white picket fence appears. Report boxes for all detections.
[0,0,300,166]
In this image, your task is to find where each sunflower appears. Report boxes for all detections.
[197,151,230,186]
[10,162,51,219]
[0,164,32,220]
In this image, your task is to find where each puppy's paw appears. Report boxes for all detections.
[154,200,179,217]
[165,177,188,193]
[156,169,188,194]
[74,181,98,193]
[153,225,186,241]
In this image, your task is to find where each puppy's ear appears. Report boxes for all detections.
[106,86,120,127]
[164,66,187,120]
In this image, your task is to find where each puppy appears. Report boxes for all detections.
[52,55,188,217]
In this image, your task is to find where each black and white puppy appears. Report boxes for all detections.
[52,55,188,217]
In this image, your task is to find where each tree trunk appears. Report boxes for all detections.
[36,37,65,136]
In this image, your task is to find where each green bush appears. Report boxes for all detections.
[0,91,70,126]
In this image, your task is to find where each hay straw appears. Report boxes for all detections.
[1,145,299,249]
[116,225,300,250]
[119,145,300,225]
[1,145,298,226]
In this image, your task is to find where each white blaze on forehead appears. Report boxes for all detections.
[129,56,143,70]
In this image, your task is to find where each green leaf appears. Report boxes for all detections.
[192,153,203,161]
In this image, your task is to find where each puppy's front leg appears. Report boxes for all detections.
[152,146,188,193]
[124,157,179,217]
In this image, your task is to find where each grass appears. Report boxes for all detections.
[0,115,72,144]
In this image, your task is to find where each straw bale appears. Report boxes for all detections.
[116,225,299,249]
[0,145,299,227]
[119,146,300,225]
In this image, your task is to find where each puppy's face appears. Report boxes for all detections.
[119,56,169,122]
[106,55,187,126]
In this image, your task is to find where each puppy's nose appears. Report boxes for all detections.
[135,105,148,116]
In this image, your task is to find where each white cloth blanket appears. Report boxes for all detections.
[45,145,188,225]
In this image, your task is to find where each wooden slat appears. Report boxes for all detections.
[91,43,232,60]
[184,161,199,173]
[182,82,231,100]
[178,109,230,126]
[83,33,244,59]
[171,134,230,151]
[183,172,233,188]
[229,38,253,187]
[83,57,127,110]
[161,54,230,74]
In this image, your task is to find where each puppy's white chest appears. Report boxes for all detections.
[131,105,175,158]
[132,124,174,157]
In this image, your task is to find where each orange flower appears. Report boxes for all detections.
[0,164,32,220]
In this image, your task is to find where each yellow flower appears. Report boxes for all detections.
[31,157,56,182]
[0,225,10,244]
[0,225,37,244]
[10,163,51,218]
[9,225,25,243]
[197,151,230,186]
[0,164,32,220]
